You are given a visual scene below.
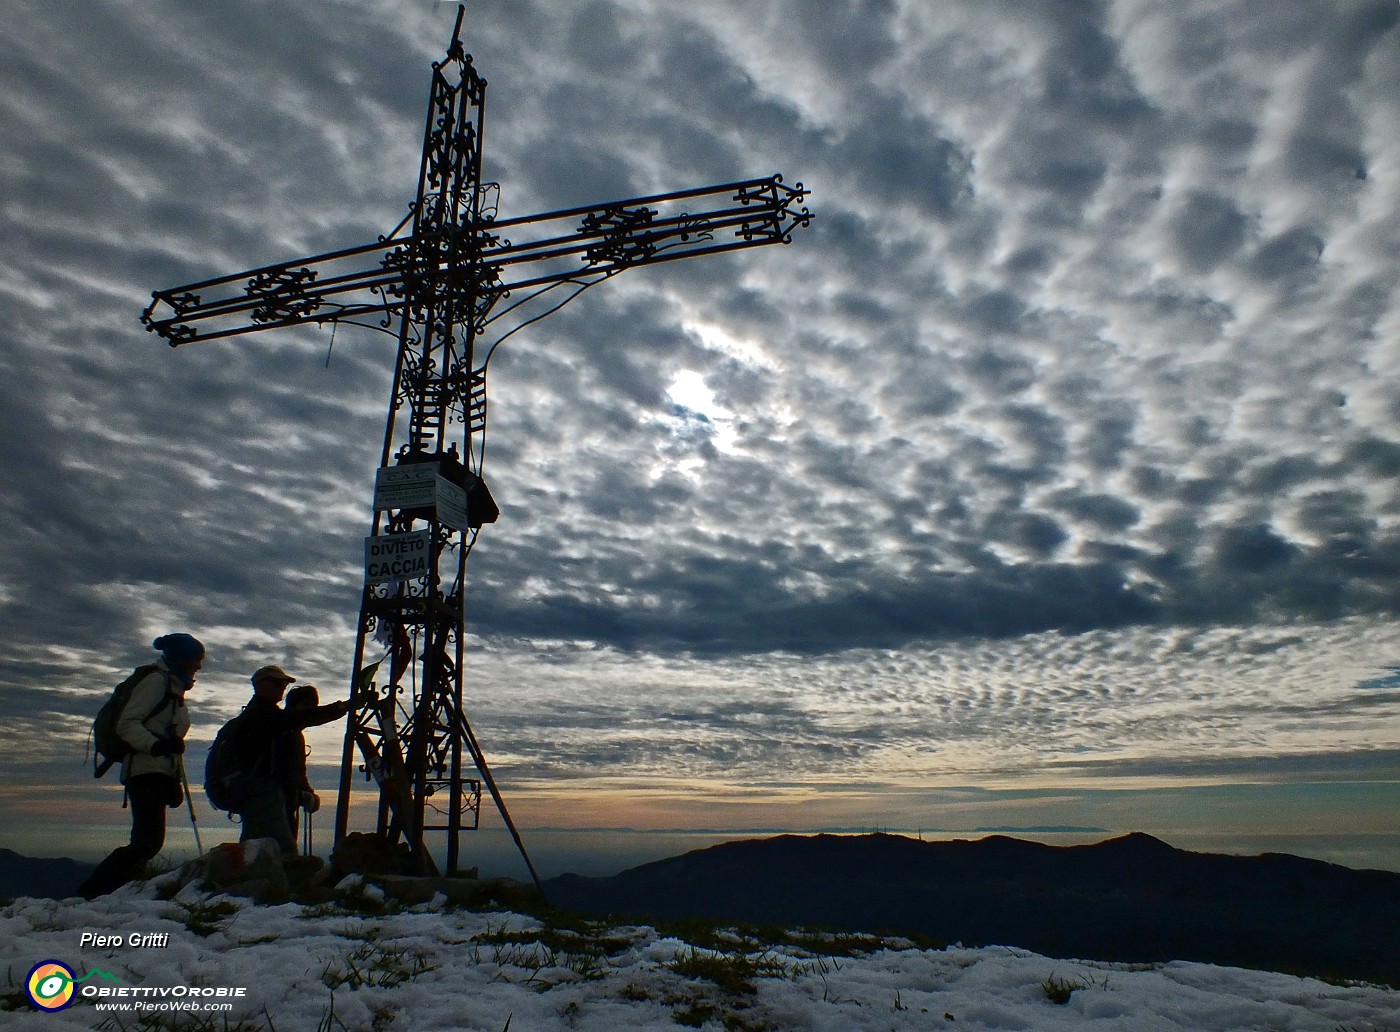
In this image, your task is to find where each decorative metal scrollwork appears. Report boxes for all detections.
[167,291,201,314]
[674,215,712,246]
[247,267,321,324]
[583,205,660,265]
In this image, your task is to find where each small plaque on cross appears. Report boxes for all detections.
[373,463,439,511]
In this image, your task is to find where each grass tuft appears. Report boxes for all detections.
[175,899,241,937]
[1041,972,1090,1004]
[321,941,433,990]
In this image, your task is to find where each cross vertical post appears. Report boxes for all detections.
[338,4,495,877]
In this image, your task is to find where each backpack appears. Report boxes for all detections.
[204,711,253,813]
[91,665,174,778]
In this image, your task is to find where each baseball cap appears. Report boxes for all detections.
[251,664,296,686]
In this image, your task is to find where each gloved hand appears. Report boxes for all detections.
[151,737,185,757]
[300,790,321,814]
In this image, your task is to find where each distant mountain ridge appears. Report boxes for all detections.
[10,835,1397,985]
[544,832,1400,985]
[0,848,94,900]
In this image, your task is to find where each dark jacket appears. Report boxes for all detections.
[236,695,348,794]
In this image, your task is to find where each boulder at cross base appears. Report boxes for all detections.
[203,839,290,901]
[329,831,416,878]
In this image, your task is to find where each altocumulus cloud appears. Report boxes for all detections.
[1,0,1398,828]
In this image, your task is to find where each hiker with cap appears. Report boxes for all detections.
[232,664,355,853]
[284,683,324,849]
[79,633,205,899]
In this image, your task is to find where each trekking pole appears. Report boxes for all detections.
[177,756,204,855]
[302,808,313,857]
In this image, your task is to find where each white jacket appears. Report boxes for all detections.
[116,660,191,782]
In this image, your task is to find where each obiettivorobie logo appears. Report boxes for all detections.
[25,960,119,1011]
[25,957,249,1014]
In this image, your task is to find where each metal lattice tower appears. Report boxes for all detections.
[142,6,810,879]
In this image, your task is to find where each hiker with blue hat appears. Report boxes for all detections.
[79,633,206,899]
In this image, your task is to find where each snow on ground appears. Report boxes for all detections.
[3,875,1396,1031]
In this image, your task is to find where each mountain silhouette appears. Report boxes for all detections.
[0,848,95,900]
[544,833,1400,984]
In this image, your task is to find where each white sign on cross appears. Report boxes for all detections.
[364,529,432,584]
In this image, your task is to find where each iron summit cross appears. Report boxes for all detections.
[142,7,810,877]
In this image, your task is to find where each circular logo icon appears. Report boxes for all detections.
[26,960,76,1011]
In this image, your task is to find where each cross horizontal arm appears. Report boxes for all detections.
[141,175,811,346]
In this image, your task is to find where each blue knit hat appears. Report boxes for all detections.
[153,632,205,666]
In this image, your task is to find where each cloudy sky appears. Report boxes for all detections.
[3,0,1399,874]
